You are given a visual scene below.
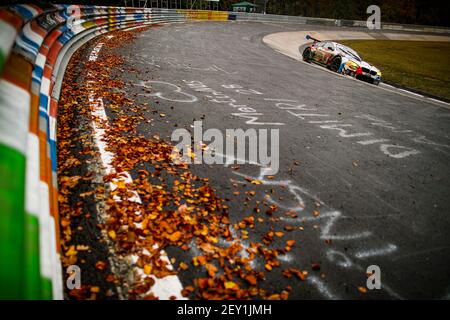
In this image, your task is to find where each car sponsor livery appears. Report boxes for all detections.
[302,35,382,85]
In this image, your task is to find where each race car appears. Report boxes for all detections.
[302,35,382,85]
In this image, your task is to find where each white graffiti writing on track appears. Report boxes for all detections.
[412,135,450,155]
[266,99,422,159]
[134,80,198,103]
[379,144,420,158]
[326,248,402,299]
[135,54,238,74]
[357,114,450,155]
[307,275,339,299]
[354,244,398,259]
[183,80,285,126]
[319,124,373,138]
[213,151,403,299]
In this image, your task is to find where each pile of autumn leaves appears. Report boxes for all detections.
[57,29,304,300]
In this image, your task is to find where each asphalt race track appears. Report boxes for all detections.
[77,21,450,299]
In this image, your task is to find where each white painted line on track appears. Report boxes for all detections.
[380,83,395,89]
[428,97,450,106]
[87,42,186,300]
[398,89,424,98]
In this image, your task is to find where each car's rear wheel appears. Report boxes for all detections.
[302,47,312,62]
[330,56,341,72]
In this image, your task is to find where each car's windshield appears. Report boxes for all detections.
[337,44,362,61]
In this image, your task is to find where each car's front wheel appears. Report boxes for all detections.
[330,56,341,72]
[302,47,312,62]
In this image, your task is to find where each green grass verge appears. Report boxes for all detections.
[338,40,450,100]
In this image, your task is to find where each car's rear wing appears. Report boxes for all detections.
[306,35,321,43]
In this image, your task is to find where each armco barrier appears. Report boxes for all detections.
[1,5,449,300]
[0,4,226,300]
[231,12,450,34]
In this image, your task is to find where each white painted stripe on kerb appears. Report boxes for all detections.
[49,116,57,142]
[21,22,44,49]
[25,133,40,217]
[39,181,52,280]
[0,79,30,154]
[15,24,40,55]
[0,20,17,55]
[40,77,51,110]
[88,43,185,300]
[35,52,46,69]
[53,252,63,300]
[21,4,40,17]
[49,215,63,300]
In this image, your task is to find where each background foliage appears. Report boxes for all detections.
[2,0,449,27]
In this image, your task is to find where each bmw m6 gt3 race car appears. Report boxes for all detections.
[302,35,382,85]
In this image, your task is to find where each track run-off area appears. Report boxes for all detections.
[60,21,450,300]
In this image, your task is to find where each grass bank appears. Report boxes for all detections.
[338,40,450,100]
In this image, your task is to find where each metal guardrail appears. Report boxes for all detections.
[230,11,450,34]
